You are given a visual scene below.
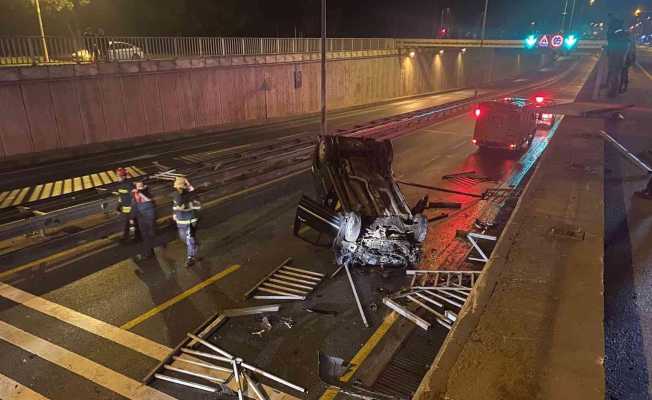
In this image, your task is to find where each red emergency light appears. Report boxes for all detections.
[535,96,545,104]
[473,108,482,118]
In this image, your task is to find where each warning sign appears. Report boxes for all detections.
[538,35,549,48]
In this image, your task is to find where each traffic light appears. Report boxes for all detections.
[525,35,537,48]
[564,34,578,49]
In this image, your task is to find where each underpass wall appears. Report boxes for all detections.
[0,48,548,160]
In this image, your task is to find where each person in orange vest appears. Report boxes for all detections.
[114,168,138,242]
[172,177,201,267]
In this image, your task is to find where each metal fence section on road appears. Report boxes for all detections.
[0,35,397,66]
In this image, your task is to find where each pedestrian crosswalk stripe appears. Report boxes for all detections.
[40,183,53,200]
[82,175,92,190]
[0,372,51,400]
[0,166,146,210]
[51,181,63,197]
[0,321,177,400]
[90,174,102,188]
[0,189,20,208]
[28,185,43,203]
[13,188,30,206]
[63,179,73,195]
[99,172,112,185]
[0,282,170,361]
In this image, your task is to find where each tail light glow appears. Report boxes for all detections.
[509,143,517,150]
[474,108,482,118]
[472,139,478,145]
[535,96,545,104]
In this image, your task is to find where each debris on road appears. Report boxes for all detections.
[427,213,449,223]
[442,171,494,186]
[383,270,479,331]
[223,305,281,317]
[245,257,325,301]
[427,201,462,209]
[304,307,338,316]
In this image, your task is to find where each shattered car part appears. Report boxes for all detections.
[295,136,428,268]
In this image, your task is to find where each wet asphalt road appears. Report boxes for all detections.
[603,48,652,400]
[0,56,597,400]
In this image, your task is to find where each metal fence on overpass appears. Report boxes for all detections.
[0,35,605,66]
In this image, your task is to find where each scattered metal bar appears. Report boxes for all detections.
[180,348,233,364]
[163,364,226,384]
[222,305,280,318]
[406,295,446,320]
[396,180,483,198]
[186,334,234,360]
[240,361,307,393]
[599,130,652,174]
[172,356,232,373]
[423,289,463,308]
[345,263,369,328]
[243,371,269,400]
[154,374,218,393]
[383,297,430,331]
[412,292,444,308]
[232,359,244,400]
[245,258,323,300]
[467,232,497,263]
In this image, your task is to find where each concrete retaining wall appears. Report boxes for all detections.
[0,48,547,160]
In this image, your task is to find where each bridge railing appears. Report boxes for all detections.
[0,35,398,66]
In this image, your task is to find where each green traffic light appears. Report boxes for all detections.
[525,35,537,48]
[564,34,578,49]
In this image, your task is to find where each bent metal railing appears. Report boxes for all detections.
[0,35,397,66]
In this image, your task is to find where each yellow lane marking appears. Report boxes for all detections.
[120,264,241,330]
[12,187,30,206]
[0,282,170,361]
[82,175,93,189]
[63,179,73,194]
[40,182,53,200]
[0,189,20,208]
[132,166,146,176]
[126,167,139,178]
[0,321,177,400]
[51,181,63,197]
[0,191,9,205]
[90,174,102,187]
[28,184,44,203]
[73,177,83,191]
[99,172,112,185]
[318,312,399,400]
[0,372,51,400]
[108,170,119,182]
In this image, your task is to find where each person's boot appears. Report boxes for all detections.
[185,257,196,268]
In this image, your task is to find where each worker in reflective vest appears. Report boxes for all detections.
[132,181,157,260]
[173,177,200,267]
[114,168,137,242]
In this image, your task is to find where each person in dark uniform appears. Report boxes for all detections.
[132,181,157,259]
[172,177,201,267]
[620,31,636,93]
[114,168,137,242]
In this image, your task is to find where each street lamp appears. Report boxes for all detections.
[34,0,49,63]
[635,8,642,17]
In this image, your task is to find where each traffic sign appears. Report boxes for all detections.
[538,35,549,48]
[551,35,563,48]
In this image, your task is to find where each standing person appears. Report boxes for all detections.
[620,31,636,93]
[132,181,157,260]
[606,19,629,97]
[172,177,201,267]
[114,168,137,242]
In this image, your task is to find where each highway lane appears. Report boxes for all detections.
[0,55,596,400]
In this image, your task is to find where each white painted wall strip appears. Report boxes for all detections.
[0,321,176,400]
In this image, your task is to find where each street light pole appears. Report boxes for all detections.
[568,0,577,33]
[34,0,49,63]
[320,0,327,137]
[476,0,489,97]
[560,0,569,32]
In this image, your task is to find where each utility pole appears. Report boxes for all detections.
[320,0,327,136]
[560,0,569,33]
[568,0,577,33]
[34,0,49,63]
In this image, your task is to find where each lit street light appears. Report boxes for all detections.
[34,0,49,63]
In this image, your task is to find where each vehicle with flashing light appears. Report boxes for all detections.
[471,97,538,151]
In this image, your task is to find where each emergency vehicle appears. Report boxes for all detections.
[471,97,538,151]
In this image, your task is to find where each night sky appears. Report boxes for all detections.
[0,0,645,38]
